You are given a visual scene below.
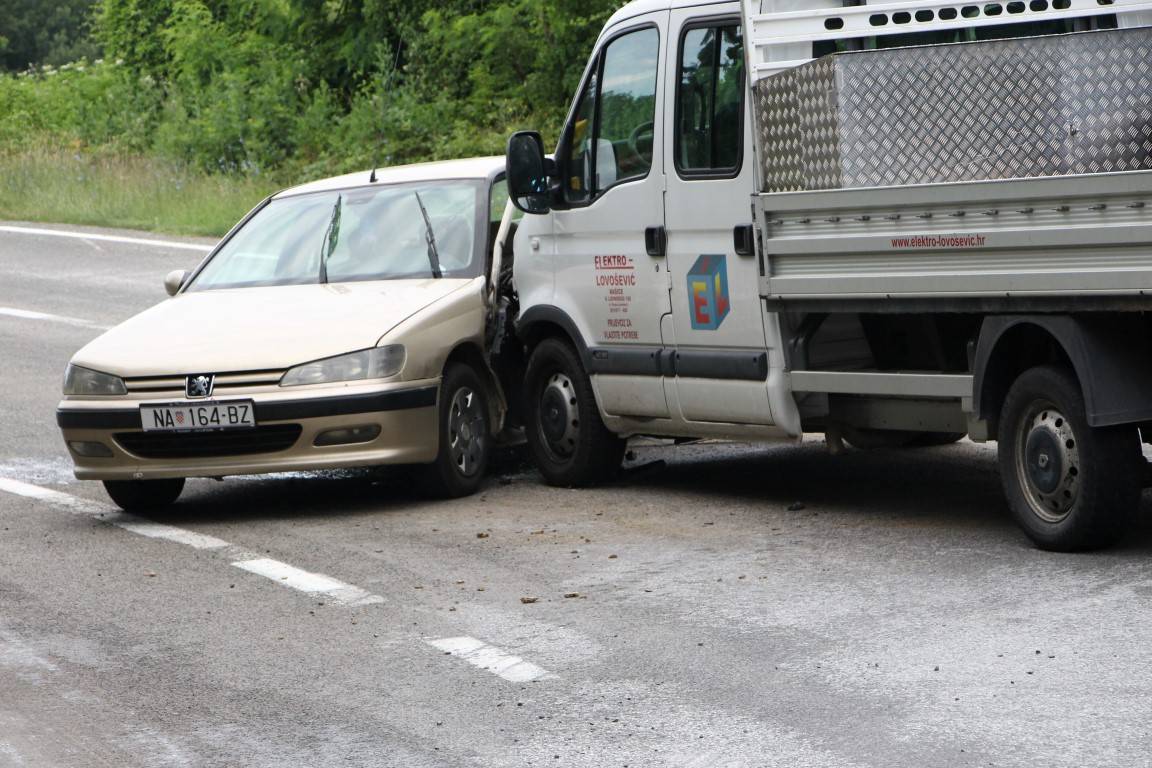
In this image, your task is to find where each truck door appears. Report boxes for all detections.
[662,7,774,425]
[550,11,672,419]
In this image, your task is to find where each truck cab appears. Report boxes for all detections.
[507,0,1152,551]
[512,1,796,448]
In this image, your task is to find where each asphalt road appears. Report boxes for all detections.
[1,221,1151,768]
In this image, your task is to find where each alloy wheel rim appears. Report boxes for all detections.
[448,386,485,477]
[1015,401,1081,524]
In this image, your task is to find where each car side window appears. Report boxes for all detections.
[676,22,744,176]
[564,26,660,204]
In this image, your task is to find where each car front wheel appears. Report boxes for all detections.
[425,363,490,498]
[103,478,185,512]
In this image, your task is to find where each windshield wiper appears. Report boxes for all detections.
[413,191,443,279]
[318,194,342,284]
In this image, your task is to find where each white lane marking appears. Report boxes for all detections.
[0,478,228,549]
[0,307,109,331]
[105,513,230,550]
[0,478,382,605]
[232,558,384,606]
[0,225,214,253]
[427,636,554,683]
[0,478,105,513]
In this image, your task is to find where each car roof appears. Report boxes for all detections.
[275,156,505,199]
[606,0,731,28]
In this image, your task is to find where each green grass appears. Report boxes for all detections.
[0,146,281,237]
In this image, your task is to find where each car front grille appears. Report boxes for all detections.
[114,425,303,459]
[123,369,287,397]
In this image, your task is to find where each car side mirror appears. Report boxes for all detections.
[506,131,552,215]
[164,269,188,296]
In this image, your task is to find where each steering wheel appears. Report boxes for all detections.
[627,121,655,166]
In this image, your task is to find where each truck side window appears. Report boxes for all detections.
[564,26,660,204]
[676,22,744,176]
[566,69,599,204]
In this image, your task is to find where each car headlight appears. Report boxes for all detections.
[63,364,127,396]
[280,346,406,387]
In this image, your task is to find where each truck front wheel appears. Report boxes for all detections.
[998,365,1141,551]
[524,338,625,487]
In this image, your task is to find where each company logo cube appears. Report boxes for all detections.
[687,254,731,331]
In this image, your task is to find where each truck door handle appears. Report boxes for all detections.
[645,226,666,257]
[734,224,754,257]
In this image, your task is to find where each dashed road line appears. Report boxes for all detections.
[108,512,230,550]
[0,307,109,331]
[427,636,554,683]
[233,558,383,606]
[0,478,381,606]
[0,225,215,253]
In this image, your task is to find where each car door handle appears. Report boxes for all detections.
[645,226,666,258]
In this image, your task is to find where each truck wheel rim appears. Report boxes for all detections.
[1015,402,1080,524]
[448,386,484,477]
[539,372,579,460]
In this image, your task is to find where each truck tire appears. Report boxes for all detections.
[523,337,625,487]
[103,478,184,512]
[424,363,490,498]
[998,365,1141,552]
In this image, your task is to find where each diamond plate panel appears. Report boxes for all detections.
[754,28,1152,192]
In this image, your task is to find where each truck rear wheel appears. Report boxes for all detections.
[524,338,625,487]
[998,365,1141,551]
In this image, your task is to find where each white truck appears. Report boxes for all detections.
[501,0,1152,550]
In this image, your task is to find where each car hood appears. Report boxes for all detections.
[73,279,475,377]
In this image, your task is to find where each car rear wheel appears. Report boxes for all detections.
[103,478,185,512]
[524,337,625,487]
[425,363,490,498]
[998,365,1141,552]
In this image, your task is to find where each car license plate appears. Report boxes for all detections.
[141,401,256,432]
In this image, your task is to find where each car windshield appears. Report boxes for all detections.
[187,180,483,291]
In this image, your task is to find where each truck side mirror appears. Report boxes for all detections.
[164,269,188,296]
[506,131,552,215]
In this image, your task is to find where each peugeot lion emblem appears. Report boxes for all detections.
[186,374,215,399]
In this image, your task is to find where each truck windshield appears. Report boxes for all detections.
[187,180,483,291]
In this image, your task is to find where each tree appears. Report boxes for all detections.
[0,0,100,70]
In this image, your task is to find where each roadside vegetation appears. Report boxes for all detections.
[0,0,623,236]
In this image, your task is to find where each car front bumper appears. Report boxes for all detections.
[57,381,441,481]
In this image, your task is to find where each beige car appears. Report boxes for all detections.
[57,156,519,511]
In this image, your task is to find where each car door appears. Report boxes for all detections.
[662,7,775,425]
[549,11,672,419]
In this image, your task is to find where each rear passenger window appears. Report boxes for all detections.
[676,22,744,177]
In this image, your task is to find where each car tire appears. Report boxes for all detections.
[524,337,625,487]
[103,478,185,512]
[998,365,1141,552]
[425,363,490,498]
